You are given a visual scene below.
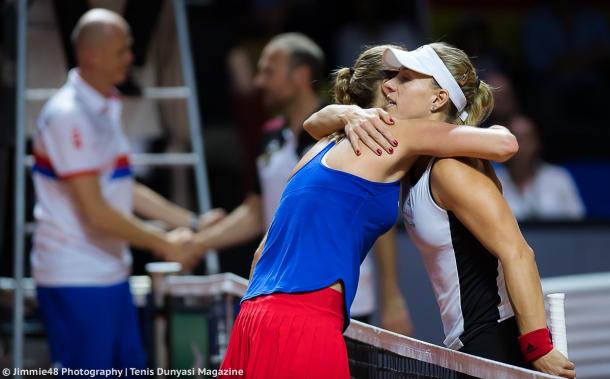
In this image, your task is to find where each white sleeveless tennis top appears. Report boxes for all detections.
[402,159,514,350]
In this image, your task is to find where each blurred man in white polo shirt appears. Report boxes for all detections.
[31,9,218,374]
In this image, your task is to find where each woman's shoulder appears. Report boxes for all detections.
[288,138,333,178]
[432,157,482,173]
[431,158,501,191]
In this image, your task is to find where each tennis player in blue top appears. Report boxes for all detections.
[219,43,518,379]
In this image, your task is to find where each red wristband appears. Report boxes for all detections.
[518,328,554,362]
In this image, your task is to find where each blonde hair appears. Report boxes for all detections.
[428,42,494,126]
[333,44,403,107]
[330,44,403,141]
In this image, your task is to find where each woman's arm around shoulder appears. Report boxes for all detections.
[392,120,518,162]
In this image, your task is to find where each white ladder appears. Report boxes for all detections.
[12,0,219,374]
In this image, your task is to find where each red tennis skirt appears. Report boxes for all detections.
[219,287,349,379]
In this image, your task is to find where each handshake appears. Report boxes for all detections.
[151,208,226,272]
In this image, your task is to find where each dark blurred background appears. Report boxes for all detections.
[1,0,609,309]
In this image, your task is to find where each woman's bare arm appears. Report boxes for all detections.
[396,119,518,162]
[430,158,575,378]
[304,105,517,162]
[373,228,413,335]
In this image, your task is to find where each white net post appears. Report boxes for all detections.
[547,293,568,358]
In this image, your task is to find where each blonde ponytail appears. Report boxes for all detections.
[429,42,494,126]
[333,67,353,105]
[464,79,494,126]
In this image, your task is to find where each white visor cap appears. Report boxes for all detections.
[383,45,469,121]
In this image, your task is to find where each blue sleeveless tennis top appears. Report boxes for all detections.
[243,141,400,330]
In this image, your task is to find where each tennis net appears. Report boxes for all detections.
[344,320,561,379]
[143,272,562,378]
